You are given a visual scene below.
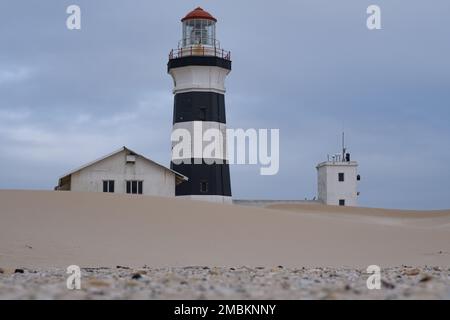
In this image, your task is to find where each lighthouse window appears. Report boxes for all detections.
[339,199,346,206]
[199,107,207,121]
[183,19,215,47]
[193,20,202,44]
[338,173,345,182]
[200,181,209,193]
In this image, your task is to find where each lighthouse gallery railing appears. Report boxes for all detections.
[169,46,231,61]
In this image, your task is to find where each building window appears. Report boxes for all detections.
[126,155,136,164]
[339,199,346,206]
[338,172,345,182]
[103,180,115,193]
[200,181,208,193]
[126,180,143,195]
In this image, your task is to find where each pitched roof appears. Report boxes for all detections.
[58,146,188,182]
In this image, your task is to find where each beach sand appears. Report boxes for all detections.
[1,190,449,299]
[0,190,449,269]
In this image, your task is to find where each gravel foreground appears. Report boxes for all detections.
[0,266,449,300]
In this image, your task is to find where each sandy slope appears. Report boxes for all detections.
[0,190,449,269]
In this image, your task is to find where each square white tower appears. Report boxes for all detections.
[317,156,360,207]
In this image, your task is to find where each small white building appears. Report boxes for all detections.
[55,147,187,197]
[317,152,360,207]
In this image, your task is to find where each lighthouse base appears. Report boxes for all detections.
[176,195,233,204]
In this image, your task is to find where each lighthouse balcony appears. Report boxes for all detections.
[169,45,231,61]
[168,45,232,72]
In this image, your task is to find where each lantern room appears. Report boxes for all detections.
[169,7,230,61]
[181,7,217,47]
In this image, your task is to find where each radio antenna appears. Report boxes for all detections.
[342,131,346,161]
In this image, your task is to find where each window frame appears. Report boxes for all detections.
[338,172,345,182]
[182,19,216,47]
[200,180,209,194]
[126,180,144,195]
[103,180,115,193]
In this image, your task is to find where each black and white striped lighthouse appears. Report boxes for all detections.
[168,7,232,203]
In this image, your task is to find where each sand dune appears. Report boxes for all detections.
[0,190,449,269]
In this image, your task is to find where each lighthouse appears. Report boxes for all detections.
[168,7,232,203]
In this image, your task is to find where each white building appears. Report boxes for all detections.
[55,147,187,197]
[317,152,360,207]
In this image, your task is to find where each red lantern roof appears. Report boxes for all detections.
[181,7,217,22]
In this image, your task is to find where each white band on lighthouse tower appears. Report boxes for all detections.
[169,65,230,95]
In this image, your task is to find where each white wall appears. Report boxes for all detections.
[178,195,233,204]
[70,150,176,197]
[169,65,230,94]
[317,161,358,206]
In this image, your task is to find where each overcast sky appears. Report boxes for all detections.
[0,0,449,209]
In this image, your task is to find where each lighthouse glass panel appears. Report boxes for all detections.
[182,19,216,47]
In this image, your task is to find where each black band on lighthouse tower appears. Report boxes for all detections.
[168,7,232,203]
[173,92,227,124]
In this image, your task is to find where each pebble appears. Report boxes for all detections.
[381,279,396,289]
[131,273,142,280]
[419,274,433,282]
[134,269,147,275]
[87,279,110,287]
[116,266,130,270]
[403,268,421,276]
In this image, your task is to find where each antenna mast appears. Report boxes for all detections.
[342,131,346,162]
